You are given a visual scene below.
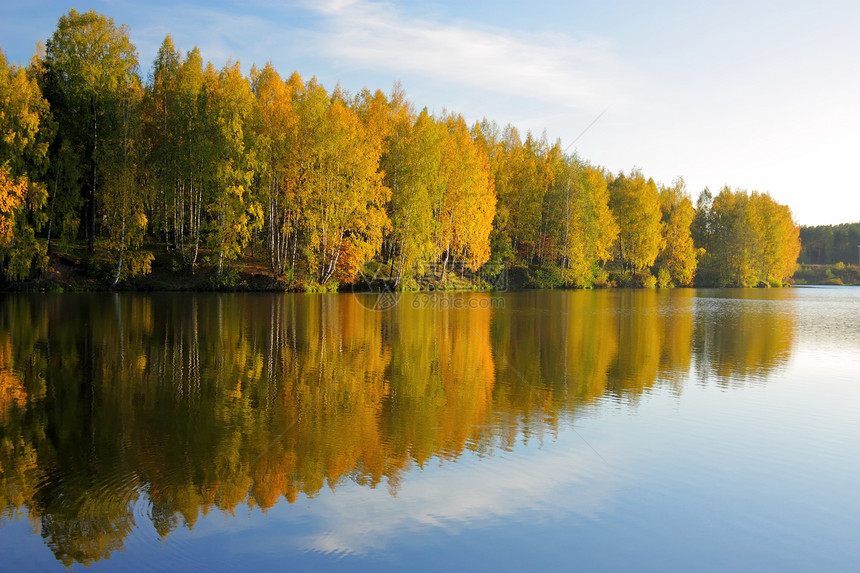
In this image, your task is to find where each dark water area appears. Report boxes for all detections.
[0,288,858,571]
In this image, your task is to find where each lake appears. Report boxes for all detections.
[0,288,858,571]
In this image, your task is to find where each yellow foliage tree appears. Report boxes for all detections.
[558,162,618,286]
[702,187,801,286]
[0,48,51,280]
[301,88,390,284]
[253,63,299,278]
[656,178,697,286]
[609,169,662,272]
[437,114,496,275]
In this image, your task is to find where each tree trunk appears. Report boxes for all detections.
[89,100,97,253]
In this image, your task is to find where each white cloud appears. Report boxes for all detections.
[301,0,633,114]
[290,436,621,556]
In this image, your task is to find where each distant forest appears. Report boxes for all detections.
[798,223,860,266]
[1,9,803,290]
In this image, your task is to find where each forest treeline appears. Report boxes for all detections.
[1,9,802,290]
[798,222,860,266]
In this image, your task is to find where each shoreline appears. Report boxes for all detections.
[3,254,854,293]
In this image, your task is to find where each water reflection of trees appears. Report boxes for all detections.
[492,290,696,415]
[692,290,797,386]
[0,290,796,565]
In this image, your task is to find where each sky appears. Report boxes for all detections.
[1,0,858,225]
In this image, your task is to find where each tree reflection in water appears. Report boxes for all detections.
[0,290,796,565]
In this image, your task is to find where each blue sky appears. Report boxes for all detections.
[2,0,859,226]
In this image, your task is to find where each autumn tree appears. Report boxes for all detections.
[43,9,139,253]
[436,114,496,276]
[710,187,756,285]
[608,170,662,273]
[557,161,617,286]
[655,177,697,286]
[269,72,319,279]
[491,127,554,263]
[751,191,800,284]
[384,105,445,286]
[144,35,181,252]
[301,86,389,284]
[0,47,53,279]
[253,63,298,278]
[42,12,150,284]
[139,42,208,269]
[101,76,151,285]
[203,60,262,276]
[470,119,514,267]
[696,187,800,286]
[171,47,207,268]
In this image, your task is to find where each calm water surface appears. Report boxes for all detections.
[0,288,858,571]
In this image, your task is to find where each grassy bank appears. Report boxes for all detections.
[792,263,860,286]
[0,243,502,293]
[8,242,839,293]
[1,242,291,293]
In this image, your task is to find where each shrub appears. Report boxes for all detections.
[507,265,531,290]
[592,268,611,288]
[531,264,562,289]
[633,270,655,288]
[609,270,632,287]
